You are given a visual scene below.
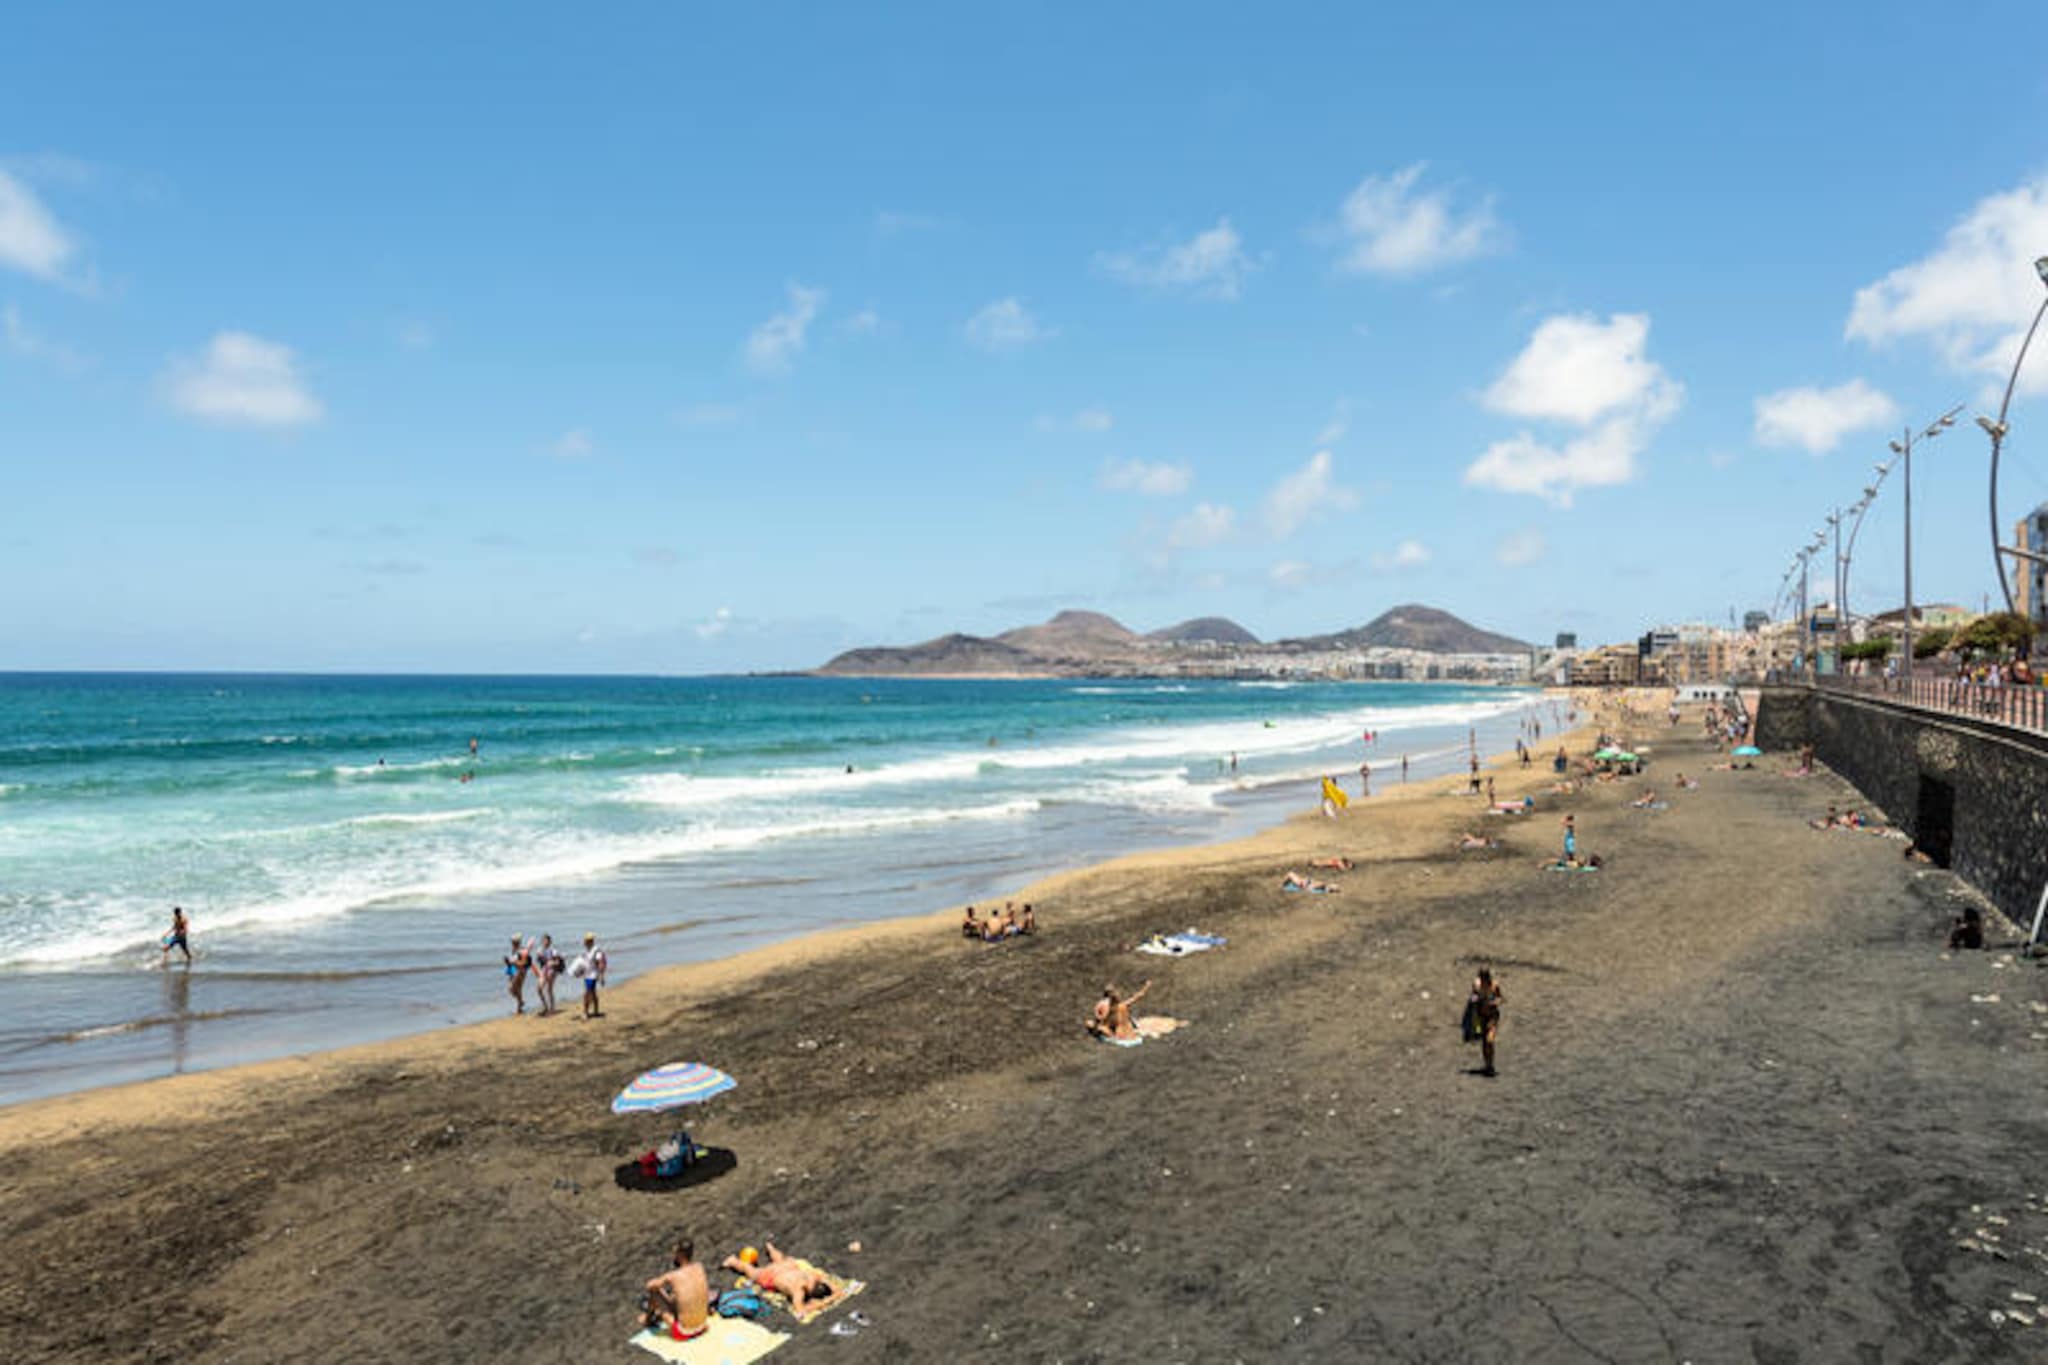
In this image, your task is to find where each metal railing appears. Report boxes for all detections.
[1811,672,2048,737]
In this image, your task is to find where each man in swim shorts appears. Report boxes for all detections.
[161,906,191,965]
[577,933,607,1019]
[641,1238,711,1340]
[723,1243,834,1315]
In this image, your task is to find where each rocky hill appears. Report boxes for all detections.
[815,604,1524,677]
[1290,604,1530,655]
[1146,617,1261,646]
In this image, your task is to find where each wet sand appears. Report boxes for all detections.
[2,707,2044,1362]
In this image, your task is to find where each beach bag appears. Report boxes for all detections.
[718,1290,768,1320]
[1460,999,1482,1043]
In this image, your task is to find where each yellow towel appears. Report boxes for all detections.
[628,1317,790,1364]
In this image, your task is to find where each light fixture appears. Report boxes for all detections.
[1979,415,2008,438]
[1889,441,1904,454]
[2035,255,2048,287]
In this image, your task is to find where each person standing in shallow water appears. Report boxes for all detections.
[1469,967,1503,1076]
[161,906,192,966]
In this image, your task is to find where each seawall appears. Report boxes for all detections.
[1754,684,2048,927]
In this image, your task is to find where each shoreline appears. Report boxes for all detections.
[0,685,1564,1110]
[0,695,1581,1146]
[0,709,1586,1147]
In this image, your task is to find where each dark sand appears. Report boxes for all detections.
[3,714,2045,1363]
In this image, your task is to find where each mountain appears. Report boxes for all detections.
[814,633,1045,677]
[813,603,1528,676]
[1146,616,1260,646]
[996,610,1142,656]
[1291,603,1531,654]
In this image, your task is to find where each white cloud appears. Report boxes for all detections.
[744,283,824,373]
[1482,313,1672,425]
[1263,450,1357,538]
[1038,406,1113,434]
[1753,379,1899,454]
[1847,177,2048,394]
[1269,559,1312,590]
[163,331,323,427]
[550,428,594,459]
[394,319,434,351]
[1333,163,1506,276]
[1168,502,1236,549]
[1100,456,1192,497]
[964,297,1052,351]
[1372,539,1431,571]
[0,170,75,282]
[1464,312,1682,505]
[695,606,734,639]
[842,308,882,336]
[1315,399,1351,447]
[2,303,86,369]
[1496,528,1546,567]
[1097,218,1255,299]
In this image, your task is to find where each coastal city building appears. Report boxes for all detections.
[2017,502,2048,633]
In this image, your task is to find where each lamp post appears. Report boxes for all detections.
[1890,406,1964,680]
[1978,256,2048,615]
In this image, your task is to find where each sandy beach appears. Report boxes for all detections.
[2,701,2044,1363]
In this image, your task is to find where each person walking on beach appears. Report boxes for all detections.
[1467,754,1482,795]
[575,933,608,1019]
[1562,814,1577,865]
[160,906,192,966]
[534,933,560,1016]
[504,936,532,1014]
[1358,762,1371,798]
[1467,967,1504,1076]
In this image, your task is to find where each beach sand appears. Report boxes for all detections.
[2,702,2044,1362]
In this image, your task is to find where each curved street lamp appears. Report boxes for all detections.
[1980,255,2048,614]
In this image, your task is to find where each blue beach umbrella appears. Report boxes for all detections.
[612,1061,736,1115]
[1733,745,1762,757]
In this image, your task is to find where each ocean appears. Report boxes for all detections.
[0,672,1558,1103]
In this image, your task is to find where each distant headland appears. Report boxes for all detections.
[815,604,1535,681]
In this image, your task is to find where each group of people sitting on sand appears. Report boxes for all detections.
[961,901,1036,941]
[640,1238,841,1341]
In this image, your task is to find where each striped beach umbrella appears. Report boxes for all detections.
[611,1062,736,1115]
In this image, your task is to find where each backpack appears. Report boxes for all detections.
[718,1290,768,1321]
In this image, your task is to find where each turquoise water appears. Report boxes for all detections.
[0,673,1552,1101]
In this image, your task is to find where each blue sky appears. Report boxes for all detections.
[6,3,2048,672]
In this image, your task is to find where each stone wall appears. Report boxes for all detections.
[1755,685,2048,928]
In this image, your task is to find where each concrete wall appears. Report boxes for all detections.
[1755,685,2048,927]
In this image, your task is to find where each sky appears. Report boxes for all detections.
[6,3,2048,673]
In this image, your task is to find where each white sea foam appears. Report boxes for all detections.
[0,798,1044,969]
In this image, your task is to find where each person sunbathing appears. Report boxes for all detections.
[961,906,981,939]
[723,1243,835,1315]
[1674,773,1698,789]
[641,1239,712,1341]
[1281,871,1338,892]
[1458,832,1497,850]
[1308,856,1354,871]
[1630,790,1660,808]
[1087,980,1152,1040]
[1019,903,1037,934]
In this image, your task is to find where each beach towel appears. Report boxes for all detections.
[1174,930,1226,946]
[1134,1015,1188,1038]
[1546,862,1600,874]
[1099,1033,1145,1047]
[1136,939,1201,957]
[1282,883,1336,894]
[739,1263,865,1324]
[629,1318,790,1365]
